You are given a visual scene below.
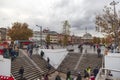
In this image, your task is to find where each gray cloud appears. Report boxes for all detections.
[0,0,120,37]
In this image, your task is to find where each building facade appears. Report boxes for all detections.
[31,29,59,44]
[0,28,7,41]
[31,29,81,45]
[81,33,93,44]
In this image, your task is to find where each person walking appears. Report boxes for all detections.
[55,74,61,80]
[86,66,91,77]
[41,74,45,80]
[19,66,24,79]
[93,44,96,51]
[29,44,33,59]
[84,69,89,79]
[80,46,83,53]
[66,68,71,80]
[41,50,44,59]
[93,67,99,78]
[15,46,19,57]
[44,74,49,80]
[90,74,95,80]
[76,72,82,80]
[97,47,101,57]
[29,48,33,58]
[47,57,50,63]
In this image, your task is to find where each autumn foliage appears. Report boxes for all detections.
[7,22,33,41]
[95,5,120,45]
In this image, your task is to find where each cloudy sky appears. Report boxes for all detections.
[0,0,120,37]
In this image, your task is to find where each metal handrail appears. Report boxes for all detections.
[95,68,120,80]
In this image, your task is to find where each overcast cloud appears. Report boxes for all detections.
[0,0,120,37]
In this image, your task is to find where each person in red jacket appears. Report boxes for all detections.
[90,74,95,80]
[44,74,49,80]
[8,76,14,80]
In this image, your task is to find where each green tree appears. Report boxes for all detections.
[63,20,71,35]
[7,22,33,40]
[63,35,68,46]
[46,34,50,45]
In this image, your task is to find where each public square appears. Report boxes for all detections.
[0,0,120,80]
[11,44,104,80]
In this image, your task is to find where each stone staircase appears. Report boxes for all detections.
[11,50,55,80]
[57,52,82,75]
[32,54,55,74]
[57,52,102,76]
[11,56,41,80]
[76,53,102,76]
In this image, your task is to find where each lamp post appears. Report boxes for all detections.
[110,1,119,17]
[36,25,42,46]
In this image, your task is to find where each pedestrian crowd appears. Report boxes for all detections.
[38,66,99,80]
[2,44,19,61]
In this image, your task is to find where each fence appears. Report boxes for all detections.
[96,68,120,80]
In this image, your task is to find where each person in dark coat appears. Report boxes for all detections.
[80,46,83,53]
[44,74,49,80]
[47,57,50,63]
[84,69,89,78]
[76,72,82,80]
[93,67,99,78]
[66,68,71,80]
[27,45,30,52]
[97,48,101,57]
[55,74,61,80]
[29,44,33,59]
[11,49,16,61]
[47,63,51,71]
[41,50,44,58]
[93,44,96,51]
[29,49,33,58]
[19,66,24,79]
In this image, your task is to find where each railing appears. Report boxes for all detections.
[96,68,120,80]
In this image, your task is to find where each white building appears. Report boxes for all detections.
[31,29,58,44]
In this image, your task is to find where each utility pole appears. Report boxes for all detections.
[36,25,42,46]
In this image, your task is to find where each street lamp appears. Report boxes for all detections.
[110,1,119,17]
[36,25,42,46]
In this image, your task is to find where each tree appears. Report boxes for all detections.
[46,34,50,45]
[7,22,33,41]
[63,35,68,46]
[101,38,106,44]
[93,37,101,44]
[97,37,101,44]
[93,37,98,44]
[95,1,120,46]
[58,39,62,45]
[62,20,71,35]
[105,35,113,45]
[62,20,71,46]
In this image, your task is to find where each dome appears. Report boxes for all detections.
[82,33,93,39]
